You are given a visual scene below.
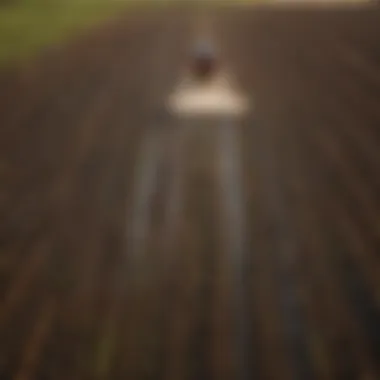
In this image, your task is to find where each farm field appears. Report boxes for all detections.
[0,4,379,379]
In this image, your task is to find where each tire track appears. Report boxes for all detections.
[126,127,164,260]
[216,118,250,380]
[253,116,315,380]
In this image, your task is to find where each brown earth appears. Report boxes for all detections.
[0,4,379,380]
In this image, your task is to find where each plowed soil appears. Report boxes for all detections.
[0,5,379,380]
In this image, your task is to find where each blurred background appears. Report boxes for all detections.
[0,0,379,379]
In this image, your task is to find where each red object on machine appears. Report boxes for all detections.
[191,40,218,80]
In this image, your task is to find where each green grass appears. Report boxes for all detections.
[0,0,138,65]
